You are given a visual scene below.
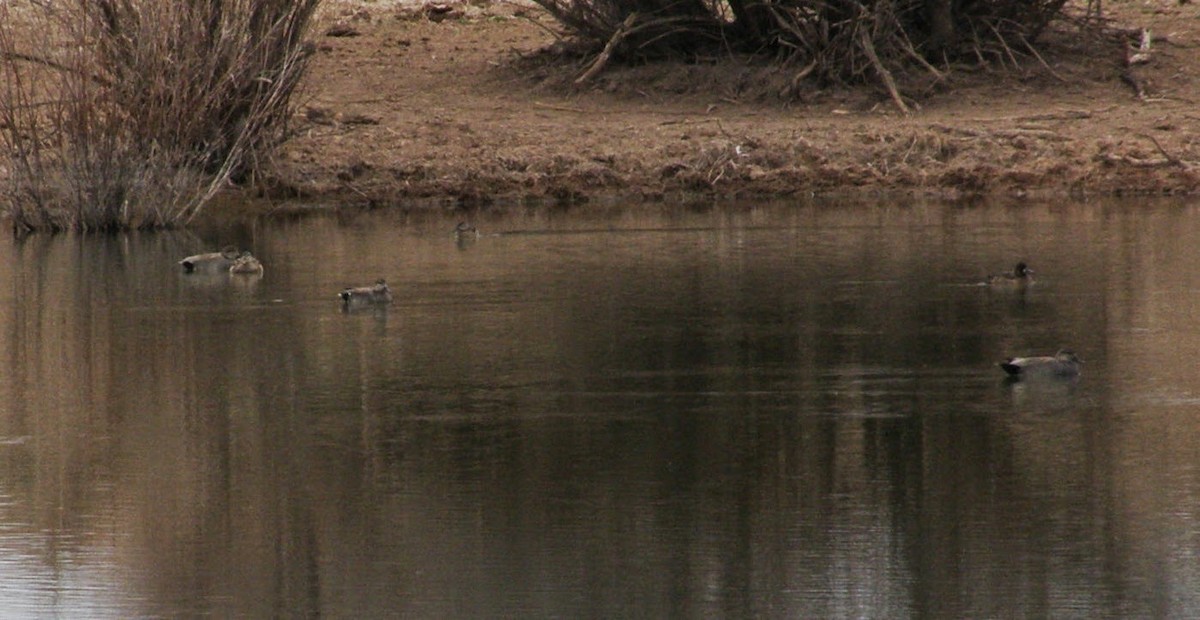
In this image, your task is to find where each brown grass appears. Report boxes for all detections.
[0,0,320,232]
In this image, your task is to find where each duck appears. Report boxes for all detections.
[339,278,393,305]
[987,262,1034,286]
[999,349,1082,378]
[180,246,240,273]
[228,251,264,275]
[455,221,480,239]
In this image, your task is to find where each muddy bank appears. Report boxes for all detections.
[271,1,1200,206]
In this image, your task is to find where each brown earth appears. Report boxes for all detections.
[270,0,1200,209]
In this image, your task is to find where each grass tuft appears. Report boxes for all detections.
[0,0,320,232]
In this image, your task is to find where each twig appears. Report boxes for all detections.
[575,13,637,85]
[533,101,587,113]
[0,51,110,86]
[986,21,1021,69]
[511,9,564,42]
[858,31,908,113]
[1017,34,1066,83]
[794,58,819,82]
[897,28,945,82]
[991,128,1067,141]
[973,109,1103,123]
[1139,133,1194,170]
[660,118,702,126]
[1100,154,1178,168]
[714,118,734,139]
[929,123,983,137]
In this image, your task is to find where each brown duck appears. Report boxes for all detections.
[339,279,393,305]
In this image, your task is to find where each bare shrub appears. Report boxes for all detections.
[0,0,319,232]
[536,0,1091,106]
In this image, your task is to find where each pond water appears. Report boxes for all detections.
[2,198,1200,618]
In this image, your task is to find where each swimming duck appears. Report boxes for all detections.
[180,246,240,273]
[455,221,480,239]
[999,349,1082,378]
[229,251,264,275]
[987,262,1034,286]
[339,278,393,305]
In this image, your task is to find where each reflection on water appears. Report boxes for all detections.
[2,199,1200,617]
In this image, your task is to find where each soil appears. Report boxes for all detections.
[270,0,1200,209]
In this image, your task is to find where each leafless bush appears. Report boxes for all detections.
[537,0,1082,106]
[0,0,319,232]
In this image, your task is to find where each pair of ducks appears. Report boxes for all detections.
[316,221,475,304]
[335,223,476,305]
[179,246,263,275]
[987,261,1083,379]
[339,222,474,304]
[180,246,392,306]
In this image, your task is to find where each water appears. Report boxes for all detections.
[1,199,1199,618]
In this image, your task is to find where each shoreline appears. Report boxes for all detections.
[265,1,1200,208]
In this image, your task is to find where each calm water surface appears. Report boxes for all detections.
[2,199,1200,618]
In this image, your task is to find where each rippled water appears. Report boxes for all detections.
[2,199,1199,617]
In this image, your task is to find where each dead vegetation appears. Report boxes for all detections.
[0,0,320,232]
[533,0,1105,107]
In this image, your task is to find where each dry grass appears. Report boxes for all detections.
[0,0,320,232]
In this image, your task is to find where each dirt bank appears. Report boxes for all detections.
[269,0,1200,208]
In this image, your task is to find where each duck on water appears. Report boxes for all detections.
[986,262,1034,286]
[339,279,393,306]
[999,350,1082,379]
[179,246,240,273]
[229,251,264,275]
[181,247,264,275]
